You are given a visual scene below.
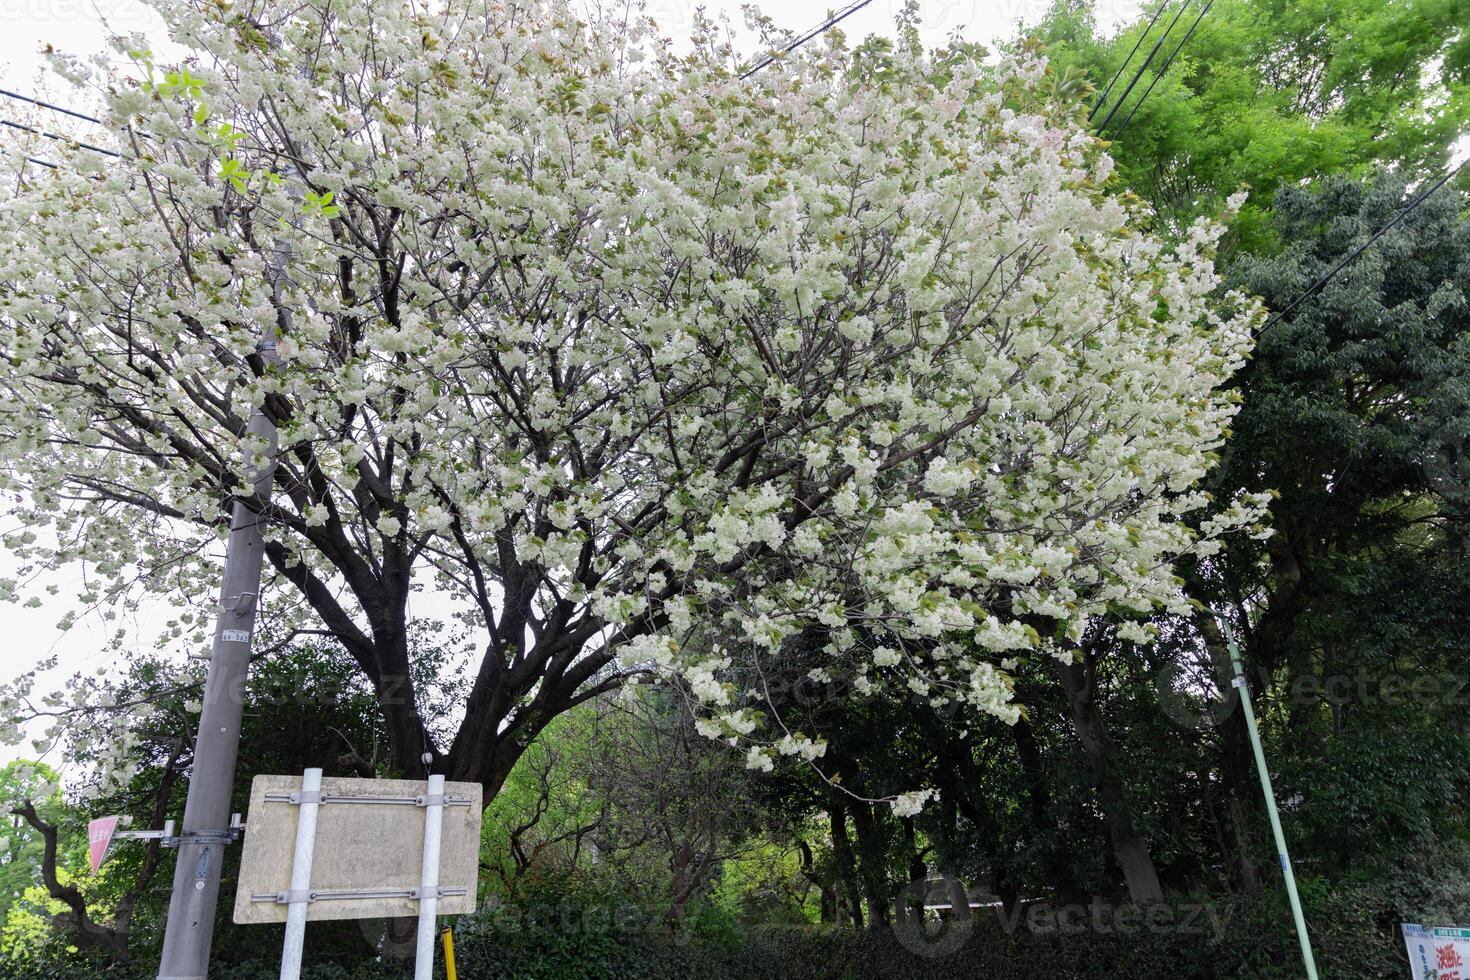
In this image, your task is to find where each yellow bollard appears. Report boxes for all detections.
[441,927,458,980]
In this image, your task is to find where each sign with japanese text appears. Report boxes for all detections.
[88,816,120,874]
[1404,923,1470,979]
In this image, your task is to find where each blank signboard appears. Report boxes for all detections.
[233,775,482,924]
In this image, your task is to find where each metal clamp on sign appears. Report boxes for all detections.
[264,790,472,808]
[117,814,244,849]
[251,886,469,905]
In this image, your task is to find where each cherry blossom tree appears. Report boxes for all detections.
[0,0,1264,808]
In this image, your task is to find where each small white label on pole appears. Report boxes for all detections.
[221,629,251,644]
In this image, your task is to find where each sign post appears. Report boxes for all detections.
[413,774,445,980]
[279,768,323,980]
[441,929,458,980]
[1222,619,1319,980]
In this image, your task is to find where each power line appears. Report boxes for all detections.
[1,87,115,172]
[1104,0,1214,141]
[1,118,123,158]
[5,0,861,165]
[1089,0,1171,122]
[0,86,104,125]
[0,88,128,175]
[740,0,877,80]
[11,39,1461,348]
[1094,0,1192,136]
[1260,156,1470,333]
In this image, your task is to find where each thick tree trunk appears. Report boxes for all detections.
[798,838,839,924]
[847,801,891,929]
[829,800,865,929]
[947,738,1026,914]
[901,818,927,883]
[1054,654,1164,904]
[1107,825,1164,904]
[820,886,838,923]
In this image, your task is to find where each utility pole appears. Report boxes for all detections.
[157,218,291,980]
[1222,618,1319,980]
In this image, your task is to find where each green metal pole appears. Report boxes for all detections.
[1222,618,1319,980]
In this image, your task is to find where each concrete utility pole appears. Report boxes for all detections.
[157,223,290,980]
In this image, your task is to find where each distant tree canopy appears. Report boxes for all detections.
[1015,0,1470,907]
[1030,0,1470,247]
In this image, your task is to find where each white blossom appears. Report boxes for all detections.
[0,0,1264,808]
[891,789,939,818]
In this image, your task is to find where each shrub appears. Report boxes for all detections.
[5,841,1467,979]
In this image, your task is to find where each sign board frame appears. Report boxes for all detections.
[232,774,482,925]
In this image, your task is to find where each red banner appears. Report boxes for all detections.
[88,816,120,875]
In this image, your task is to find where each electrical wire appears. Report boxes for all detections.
[740,0,877,80]
[1260,156,1470,333]
[0,0,874,171]
[1104,0,1213,141]
[1094,0,1192,136]
[1089,0,1172,122]
[10,31,1464,345]
[8,0,873,165]
[1,118,123,158]
[1,87,127,174]
[0,86,105,125]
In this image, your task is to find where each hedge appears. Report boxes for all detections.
[5,840,1468,979]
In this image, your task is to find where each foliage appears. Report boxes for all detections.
[0,761,64,916]
[9,840,1459,978]
[0,639,404,964]
[479,706,606,896]
[1210,173,1470,866]
[1029,0,1470,248]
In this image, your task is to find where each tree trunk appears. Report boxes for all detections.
[828,800,865,929]
[1198,613,1263,895]
[799,839,839,924]
[12,802,130,960]
[1054,654,1164,904]
[847,801,891,928]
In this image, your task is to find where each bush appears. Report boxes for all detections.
[5,841,1467,979]
[435,841,1470,979]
